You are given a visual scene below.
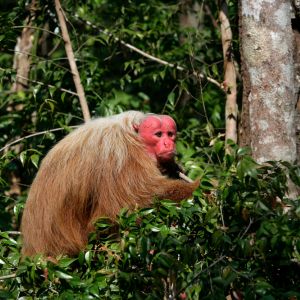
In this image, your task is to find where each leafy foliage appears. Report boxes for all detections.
[1,148,300,299]
[0,0,299,299]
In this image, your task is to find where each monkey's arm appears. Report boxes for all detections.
[156,178,200,202]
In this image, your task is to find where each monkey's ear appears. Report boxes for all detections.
[133,123,139,133]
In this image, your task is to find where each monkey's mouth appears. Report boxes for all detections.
[158,151,175,159]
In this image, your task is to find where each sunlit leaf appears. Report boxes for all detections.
[55,271,73,280]
[30,154,40,168]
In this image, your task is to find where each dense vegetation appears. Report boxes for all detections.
[1,148,300,299]
[0,0,299,298]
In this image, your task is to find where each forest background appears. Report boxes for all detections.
[0,0,300,299]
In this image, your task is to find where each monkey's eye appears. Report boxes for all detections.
[155,131,162,137]
[168,131,175,137]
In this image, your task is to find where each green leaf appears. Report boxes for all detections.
[257,201,270,212]
[58,257,77,268]
[85,250,92,265]
[30,154,40,168]
[19,151,27,166]
[55,271,73,280]
[237,156,259,179]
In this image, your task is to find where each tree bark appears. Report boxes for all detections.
[292,15,300,163]
[219,1,238,146]
[11,0,36,94]
[239,0,297,164]
[7,0,37,197]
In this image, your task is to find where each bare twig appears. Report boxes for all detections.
[0,273,17,281]
[0,126,78,154]
[239,217,253,240]
[219,202,225,228]
[54,0,91,122]
[119,39,220,87]
[179,172,194,183]
[5,231,21,235]
[219,1,238,147]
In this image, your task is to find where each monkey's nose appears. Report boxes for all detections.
[164,141,173,149]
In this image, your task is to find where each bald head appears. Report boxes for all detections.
[135,114,177,162]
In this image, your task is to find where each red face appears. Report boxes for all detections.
[137,115,177,162]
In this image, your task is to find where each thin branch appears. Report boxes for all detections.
[179,172,194,183]
[219,1,238,147]
[0,127,78,154]
[54,0,91,122]
[239,217,253,240]
[119,39,220,88]
[5,231,21,235]
[74,14,222,89]
[0,273,17,281]
[5,72,78,97]
[219,202,225,228]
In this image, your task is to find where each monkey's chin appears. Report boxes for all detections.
[157,152,175,161]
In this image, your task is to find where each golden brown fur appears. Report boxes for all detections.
[21,111,198,256]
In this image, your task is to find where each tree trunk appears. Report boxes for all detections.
[239,0,297,164]
[292,15,300,163]
[6,0,37,198]
[11,0,36,95]
[219,0,238,146]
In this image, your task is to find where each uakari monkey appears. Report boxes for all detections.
[21,111,198,256]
